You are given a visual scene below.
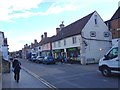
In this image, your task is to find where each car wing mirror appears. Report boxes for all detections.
[104,55,108,60]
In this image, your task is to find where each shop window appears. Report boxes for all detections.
[104,32,110,37]
[90,31,96,37]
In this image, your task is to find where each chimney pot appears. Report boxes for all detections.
[44,32,47,38]
[59,21,64,31]
[41,35,44,39]
[56,28,60,34]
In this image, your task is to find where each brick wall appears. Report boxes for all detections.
[111,19,120,38]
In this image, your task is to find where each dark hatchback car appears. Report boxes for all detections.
[43,56,55,64]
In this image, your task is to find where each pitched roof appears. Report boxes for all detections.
[51,11,95,42]
[111,7,120,20]
[39,37,51,45]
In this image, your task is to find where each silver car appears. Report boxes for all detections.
[36,56,44,63]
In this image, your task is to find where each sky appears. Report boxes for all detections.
[0,0,120,52]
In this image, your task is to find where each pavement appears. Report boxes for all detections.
[2,67,48,89]
[0,72,1,90]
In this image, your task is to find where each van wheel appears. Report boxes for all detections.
[101,67,111,77]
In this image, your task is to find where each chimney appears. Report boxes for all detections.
[44,32,47,38]
[56,28,60,34]
[34,39,37,44]
[59,21,64,31]
[41,35,43,40]
[4,38,8,46]
[26,44,28,47]
[31,43,34,48]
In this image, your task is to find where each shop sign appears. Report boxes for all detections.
[68,47,76,51]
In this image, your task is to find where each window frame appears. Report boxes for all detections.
[64,39,66,46]
[104,32,110,37]
[90,31,96,37]
[72,36,77,44]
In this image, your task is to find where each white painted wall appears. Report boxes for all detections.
[80,11,112,64]
[2,46,9,60]
[0,33,4,46]
[52,35,81,50]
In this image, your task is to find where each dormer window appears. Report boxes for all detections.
[94,15,97,25]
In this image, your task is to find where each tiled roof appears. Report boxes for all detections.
[39,37,51,45]
[111,7,120,20]
[51,11,95,42]
[39,11,94,45]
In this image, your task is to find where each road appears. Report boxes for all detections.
[20,59,119,89]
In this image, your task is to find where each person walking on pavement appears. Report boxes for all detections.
[12,57,21,83]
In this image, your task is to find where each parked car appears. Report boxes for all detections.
[43,56,55,64]
[99,41,120,77]
[36,56,44,63]
[56,56,63,62]
[31,55,37,62]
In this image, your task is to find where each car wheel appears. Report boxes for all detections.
[101,67,111,77]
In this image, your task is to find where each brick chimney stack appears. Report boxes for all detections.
[34,39,37,44]
[59,21,64,31]
[41,34,43,40]
[56,28,60,34]
[44,32,47,38]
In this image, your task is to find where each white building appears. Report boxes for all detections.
[51,11,112,65]
[0,31,9,61]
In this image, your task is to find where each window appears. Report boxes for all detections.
[54,42,56,48]
[104,32,110,37]
[105,47,118,60]
[64,39,66,46]
[58,41,61,47]
[72,37,76,44]
[39,47,41,50]
[46,44,49,48]
[90,31,96,37]
[94,15,97,25]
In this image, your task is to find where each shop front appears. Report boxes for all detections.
[66,47,80,63]
[53,49,64,59]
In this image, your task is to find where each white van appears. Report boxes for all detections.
[99,40,120,76]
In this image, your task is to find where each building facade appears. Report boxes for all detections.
[105,6,120,39]
[40,32,52,57]
[23,11,112,65]
[51,11,112,64]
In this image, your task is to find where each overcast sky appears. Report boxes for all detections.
[0,0,119,52]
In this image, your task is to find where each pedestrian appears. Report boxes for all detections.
[12,57,21,83]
